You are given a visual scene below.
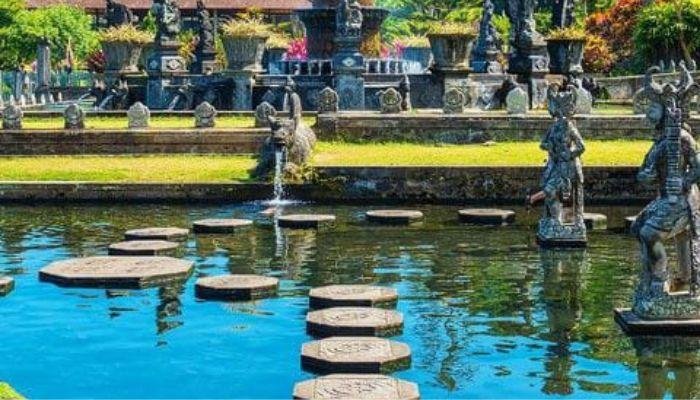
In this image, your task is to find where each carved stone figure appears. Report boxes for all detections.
[192,0,217,74]
[471,0,503,74]
[336,0,363,38]
[64,103,85,130]
[127,102,150,128]
[194,101,216,128]
[443,88,465,114]
[105,0,136,27]
[506,0,549,75]
[2,104,23,130]
[379,88,403,114]
[318,87,339,114]
[506,86,529,115]
[552,0,575,28]
[534,84,586,247]
[152,0,181,44]
[255,102,277,128]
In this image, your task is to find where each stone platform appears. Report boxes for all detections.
[193,219,253,234]
[458,208,515,225]
[278,214,336,229]
[306,307,404,338]
[195,274,279,301]
[125,227,189,241]
[293,374,419,400]
[366,210,423,225]
[309,285,398,309]
[615,308,700,335]
[0,277,14,296]
[108,240,179,256]
[301,337,411,374]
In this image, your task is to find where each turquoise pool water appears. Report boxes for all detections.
[0,203,687,398]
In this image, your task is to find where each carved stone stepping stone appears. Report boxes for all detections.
[0,277,14,296]
[583,213,607,230]
[293,374,419,400]
[278,214,336,229]
[124,227,189,241]
[192,218,253,234]
[195,274,279,301]
[108,240,179,256]
[366,210,423,225]
[301,337,411,374]
[39,256,193,289]
[309,285,398,309]
[458,208,516,225]
[306,307,403,337]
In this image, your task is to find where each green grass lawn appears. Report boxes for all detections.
[312,140,650,167]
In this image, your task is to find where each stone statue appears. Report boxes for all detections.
[627,66,700,321]
[379,88,403,114]
[443,88,466,114]
[2,104,23,130]
[472,0,503,74]
[336,0,363,38]
[127,102,150,129]
[255,102,277,127]
[192,0,217,74]
[194,101,216,128]
[64,103,85,130]
[506,0,548,75]
[318,87,339,114]
[152,0,181,44]
[506,86,528,115]
[531,84,586,247]
[284,77,302,131]
[552,0,575,28]
[105,0,136,27]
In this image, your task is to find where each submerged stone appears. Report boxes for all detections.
[39,256,193,289]
[195,274,279,301]
[192,218,253,234]
[309,285,398,309]
[458,209,516,225]
[365,210,423,225]
[292,374,419,400]
[301,337,411,374]
[0,277,14,296]
[124,227,189,241]
[278,214,336,229]
[306,307,404,338]
[108,240,179,256]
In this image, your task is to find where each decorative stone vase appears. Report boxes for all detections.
[222,35,269,72]
[101,41,144,74]
[547,38,585,76]
[427,33,475,72]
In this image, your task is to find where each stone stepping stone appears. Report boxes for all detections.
[278,214,336,229]
[306,307,403,338]
[39,256,193,289]
[458,208,516,225]
[0,277,14,296]
[192,218,253,234]
[293,374,419,400]
[124,227,189,241]
[625,216,638,232]
[108,240,179,256]
[195,274,279,301]
[301,337,411,374]
[584,213,608,230]
[365,210,423,225]
[309,285,398,309]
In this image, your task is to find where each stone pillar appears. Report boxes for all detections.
[35,40,52,100]
[12,68,23,101]
[229,70,255,111]
[331,0,366,110]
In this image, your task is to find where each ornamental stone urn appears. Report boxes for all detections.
[101,41,145,74]
[547,38,585,76]
[222,35,269,72]
[427,33,476,72]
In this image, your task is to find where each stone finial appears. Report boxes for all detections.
[63,103,85,129]
[506,86,529,115]
[127,102,150,129]
[194,101,216,128]
[443,88,466,114]
[379,88,403,114]
[255,102,277,128]
[2,104,23,129]
[318,87,339,114]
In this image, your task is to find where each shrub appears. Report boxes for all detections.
[548,26,586,41]
[427,21,475,36]
[267,32,292,49]
[100,24,153,44]
[396,35,430,48]
[585,0,645,63]
[633,0,700,64]
[220,13,271,38]
[584,34,616,73]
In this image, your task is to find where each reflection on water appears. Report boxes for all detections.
[0,203,695,398]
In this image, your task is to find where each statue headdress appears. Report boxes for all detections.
[643,64,700,120]
[547,83,577,118]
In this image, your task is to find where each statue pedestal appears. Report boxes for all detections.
[332,37,365,111]
[225,70,256,111]
[615,308,700,335]
[537,219,587,248]
[146,40,187,109]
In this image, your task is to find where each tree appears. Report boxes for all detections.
[634,0,700,65]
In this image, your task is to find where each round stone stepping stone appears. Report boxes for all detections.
[39,256,193,289]
[124,227,189,241]
[309,285,398,309]
[192,218,253,234]
[0,277,14,296]
[301,337,411,374]
[306,307,403,338]
[195,274,279,301]
[293,374,419,400]
[583,213,608,230]
[366,210,423,225]
[458,208,516,225]
[277,214,336,229]
[108,240,179,256]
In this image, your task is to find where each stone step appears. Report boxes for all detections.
[306,307,403,338]
[108,240,179,256]
[309,285,398,309]
[301,337,411,374]
[293,374,419,400]
[458,208,516,225]
[124,227,190,241]
[195,274,279,301]
[0,277,14,296]
[192,218,253,234]
[278,214,336,230]
[365,210,424,225]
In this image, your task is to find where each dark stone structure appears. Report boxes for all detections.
[191,0,217,75]
[471,0,503,74]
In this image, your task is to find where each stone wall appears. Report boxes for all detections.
[596,71,700,100]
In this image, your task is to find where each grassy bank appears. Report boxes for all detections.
[21,116,316,130]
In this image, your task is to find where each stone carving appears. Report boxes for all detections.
[194,101,216,128]
[379,88,403,114]
[318,87,339,114]
[471,0,503,74]
[506,86,529,115]
[2,104,23,129]
[152,0,181,44]
[533,84,587,247]
[63,103,85,129]
[192,0,217,74]
[255,102,277,128]
[627,66,700,321]
[551,0,575,28]
[400,75,412,111]
[127,102,150,128]
[105,0,136,27]
[633,88,652,115]
[573,85,593,115]
[336,0,363,38]
[506,0,549,75]
[443,88,465,114]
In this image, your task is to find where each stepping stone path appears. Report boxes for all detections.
[108,240,179,256]
[458,208,516,225]
[278,214,336,229]
[195,274,279,301]
[583,213,608,230]
[0,277,14,296]
[124,227,189,241]
[301,337,411,374]
[293,374,420,400]
[39,256,193,289]
[366,210,423,225]
[309,285,398,309]
[192,218,253,234]
[306,307,404,338]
